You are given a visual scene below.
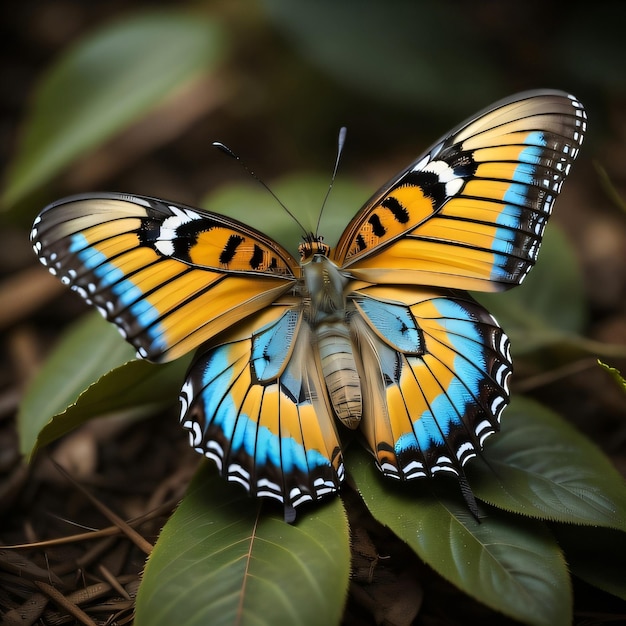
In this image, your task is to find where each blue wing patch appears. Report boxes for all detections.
[354,296,422,353]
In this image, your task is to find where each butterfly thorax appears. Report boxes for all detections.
[298,236,344,318]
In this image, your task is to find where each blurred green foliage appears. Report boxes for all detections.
[7,2,626,625]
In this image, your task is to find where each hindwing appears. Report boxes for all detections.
[351,285,511,478]
[179,300,344,513]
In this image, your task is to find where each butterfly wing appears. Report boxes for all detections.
[351,285,511,478]
[31,193,299,362]
[180,298,344,511]
[334,90,586,292]
[30,91,586,514]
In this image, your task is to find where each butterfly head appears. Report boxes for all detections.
[298,235,330,262]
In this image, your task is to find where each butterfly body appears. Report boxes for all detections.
[31,90,586,516]
[298,244,360,428]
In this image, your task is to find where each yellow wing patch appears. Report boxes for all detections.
[354,285,510,478]
[189,227,295,274]
[337,182,435,262]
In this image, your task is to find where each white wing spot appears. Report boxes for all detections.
[229,463,250,481]
[423,159,464,196]
[153,207,203,257]
[456,441,475,460]
[155,240,175,257]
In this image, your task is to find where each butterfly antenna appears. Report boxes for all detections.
[212,141,309,236]
[315,127,347,236]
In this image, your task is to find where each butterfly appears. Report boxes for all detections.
[31,90,586,521]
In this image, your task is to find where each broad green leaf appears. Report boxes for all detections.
[202,174,369,258]
[470,397,626,531]
[261,0,501,112]
[19,313,134,455]
[347,445,571,626]
[18,312,189,458]
[475,226,587,354]
[135,463,350,626]
[553,524,626,600]
[28,357,189,459]
[3,11,226,208]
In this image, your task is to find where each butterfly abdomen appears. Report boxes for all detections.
[301,248,364,428]
[316,322,362,429]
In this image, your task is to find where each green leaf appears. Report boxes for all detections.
[347,445,572,626]
[475,226,587,354]
[3,11,226,208]
[470,397,626,531]
[30,358,189,460]
[598,359,626,393]
[135,463,350,626]
[260,0,501,112]
[553,524,626,600]
[18,312,189,458]
[19,313,133,456]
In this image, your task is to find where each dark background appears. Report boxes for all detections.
[1,1,626,624]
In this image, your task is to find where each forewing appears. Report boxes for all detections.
[334,91,586,292]
[180,300,344,511]
[352,285,511,478]
[31,193,299,362]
